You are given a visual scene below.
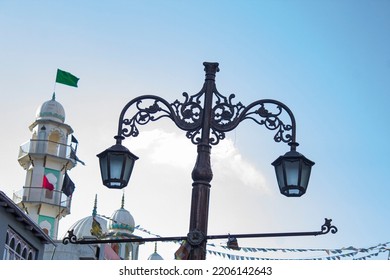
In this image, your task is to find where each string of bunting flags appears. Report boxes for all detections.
[96,215,389,260]
[206,243,390,260]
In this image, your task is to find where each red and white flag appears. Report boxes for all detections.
[42,175,54,191]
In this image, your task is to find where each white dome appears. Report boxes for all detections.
[147,243,163,260]
[148,251,164,260]
[65,195,107,239]
[109,208,135,233]
[67,215,108,239]
[109,195,135,233]
[36,94,65,123]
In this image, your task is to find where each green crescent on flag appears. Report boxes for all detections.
[56,69,79,87]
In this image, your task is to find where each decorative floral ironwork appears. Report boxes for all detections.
[118,91,296,146]
[116,61,297,147]
[173,91,203,126]
[241,101,295,143]
[212,92,245,126]
[119,90,206,144]
[210,91,296,144]
[121,97,174,138]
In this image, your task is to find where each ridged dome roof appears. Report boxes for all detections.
[108,195,135,233]
[67,215,108,239]
[148,243,164,260]
[66,195,107,239]
[148,251,164,260]
[36,93,65,123]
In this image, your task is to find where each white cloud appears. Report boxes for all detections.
[212,139,270,194]
[128,129,270,193]
[128,129,197,169]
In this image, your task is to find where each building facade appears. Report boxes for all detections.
[0,191,53,260]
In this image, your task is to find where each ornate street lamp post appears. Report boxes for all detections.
[97,62,315,259]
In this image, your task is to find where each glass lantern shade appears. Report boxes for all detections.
[272,150,315,197]
[97,143,138,189]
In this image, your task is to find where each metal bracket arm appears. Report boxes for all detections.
[62,218,337,245]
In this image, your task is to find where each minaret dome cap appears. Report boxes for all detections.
[36,93,65,123]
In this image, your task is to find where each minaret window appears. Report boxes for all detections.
[39,126,46,138]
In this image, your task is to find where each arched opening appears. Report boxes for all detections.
[48,131,61,156]
[9,237,15,250]
[22,248,27,259]
[16,242,21,260]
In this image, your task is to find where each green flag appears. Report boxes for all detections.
[56,69,79,87]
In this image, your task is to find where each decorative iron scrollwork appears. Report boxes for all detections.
[118,91,206,145]
[320,218,338,235]
[211,96,296,144]
[118,92,296,146]
[212,92,245,126]
[117,65,296,146]
[243,101,295,143]
[121,97,174,138]
[172,92,203,126]
[62,230,77,245]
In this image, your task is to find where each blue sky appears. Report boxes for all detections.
[0,0,389,260]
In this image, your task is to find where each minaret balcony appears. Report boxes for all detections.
[18,139,77,169]
[13,187,72,216]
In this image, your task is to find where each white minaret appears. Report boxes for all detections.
[15,93,78,239]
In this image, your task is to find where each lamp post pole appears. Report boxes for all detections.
[188,62,218,259]
[96,62,316,260]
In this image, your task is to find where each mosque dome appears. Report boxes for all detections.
[67,215,108,239]
[36,93,65,123]
[66,195,108,239]
[148,251,164,260]
[108,196,135,233]
[148,243,164,260]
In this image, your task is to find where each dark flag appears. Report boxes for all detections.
[70,135,85,165]
[71,135,78,144]
[70,149,85,165]
[62,172,75,197]
[70,135,78,153]
[75,153,86,165]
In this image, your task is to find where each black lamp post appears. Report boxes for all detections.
[97,62,316,259]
